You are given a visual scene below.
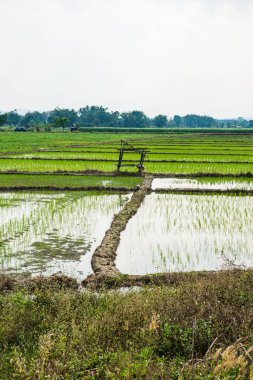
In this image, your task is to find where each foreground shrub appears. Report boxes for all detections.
[0,270,252,379]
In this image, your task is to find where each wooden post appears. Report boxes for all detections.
[138,152,145,176]
[117,149,124,173]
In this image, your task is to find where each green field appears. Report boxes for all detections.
[2,131,253,178]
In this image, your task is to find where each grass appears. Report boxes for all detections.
[0,174,142,189]
[0,270,252,379]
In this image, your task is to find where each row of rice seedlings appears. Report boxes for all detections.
[116,193,253,274]
[3,134,253,153]
[145,162,253,174]
[146,155,253,163]
[11,152,140,161]
[0,159,117,172]
[3,159,253,175]
[14,149,253,158]
[0,133,128,152]
[0,174,141,189]
[9,152,253,163]
[3,135,253,157]
[0,192,130,278]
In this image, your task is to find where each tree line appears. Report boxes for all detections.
[0,107,252,129]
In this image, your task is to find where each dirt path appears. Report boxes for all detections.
[87,175,153,280]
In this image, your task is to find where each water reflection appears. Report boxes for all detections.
[0,192,130,279]
[152,177,253,190]
[116,193,253,274]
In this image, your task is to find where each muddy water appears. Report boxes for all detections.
[0,192,130,279]
[116,193,253,274]
[152,177,253,191]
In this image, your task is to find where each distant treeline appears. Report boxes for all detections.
[0,106,252,129]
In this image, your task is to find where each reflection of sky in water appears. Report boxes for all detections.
[0,192,130,279]
[116,193,253,274]
[152,178,253,190]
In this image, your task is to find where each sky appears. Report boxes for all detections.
[0,0,253,119]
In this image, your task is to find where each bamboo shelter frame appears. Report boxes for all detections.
[116,140,149,175]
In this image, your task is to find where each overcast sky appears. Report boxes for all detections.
[0,0,253,118]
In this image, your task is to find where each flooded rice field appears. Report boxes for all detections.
[116,193,253,274]
[152,177,253,190]
[0,191,130,279]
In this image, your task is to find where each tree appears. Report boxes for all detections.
[121,111,148,128]
[48,108,77,128]
[173,114,216,128]
[183,114,215,128]
[20,111,46,127]
[0,113,7,127]
[173,115,182,127]
[52,117,69,131]
[153,115,168,128]
[6,110,22,126]
[78,106,119,127]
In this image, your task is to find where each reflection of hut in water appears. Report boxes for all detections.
[117,140,149,176]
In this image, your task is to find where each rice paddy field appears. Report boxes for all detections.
[116,193,253,274]
[0,191,130,278]
[1,131,253,379]
[0,130,253,279]
[2,131,253,176]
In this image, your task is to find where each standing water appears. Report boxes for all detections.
[152,177,253,191]
[116,193,253,274]
[0,191,130,279]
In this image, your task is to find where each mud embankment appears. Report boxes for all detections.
[85,176,153,281]
[82,269,253,289]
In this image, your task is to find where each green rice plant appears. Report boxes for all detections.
[116,193,253,274]
[0,174,142,189]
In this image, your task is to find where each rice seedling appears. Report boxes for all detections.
[0,191,131,278]
[0,174,142,189]
[116,193,253,274]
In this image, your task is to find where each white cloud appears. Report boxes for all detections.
[0,0,253,118]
